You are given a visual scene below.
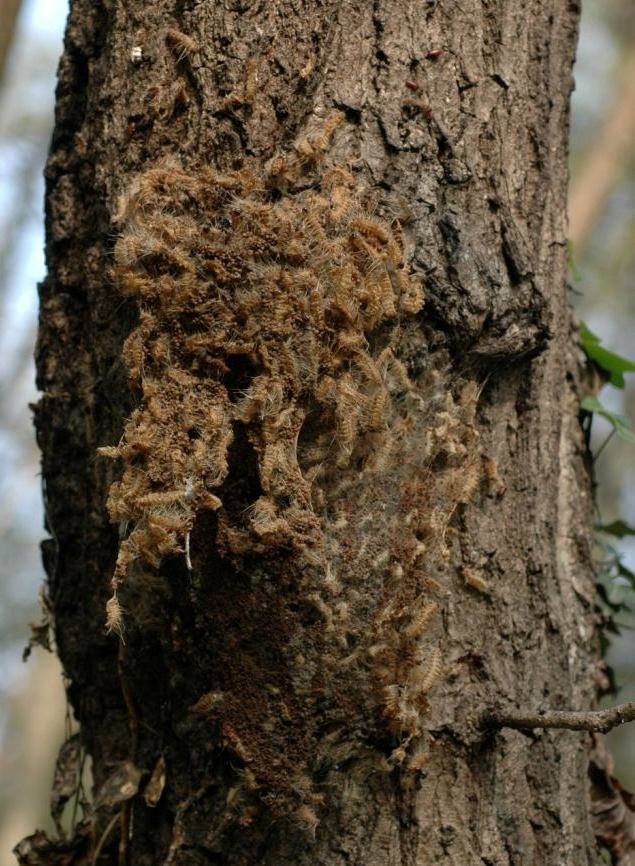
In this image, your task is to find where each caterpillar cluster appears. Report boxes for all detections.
[100,113,487,798]
[99,119,425,631]
[366,380,482,752]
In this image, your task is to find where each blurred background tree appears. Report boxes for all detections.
[0,0,633,860]
[570,0,635,790]
[0,1,68,857]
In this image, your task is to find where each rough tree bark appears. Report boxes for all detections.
[24,0,606,864]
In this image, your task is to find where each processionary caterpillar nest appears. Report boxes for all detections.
[100,114,482,776]
[100,115,425,629]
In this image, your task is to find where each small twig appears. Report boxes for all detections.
[118,803,131,866]
[185,531,192,572]
[71,746,87,833]
[483,702,635,734]
[593,428,616,463]
[92,812,120,866]
[117,643,139,754]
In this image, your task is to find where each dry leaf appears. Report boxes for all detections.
[51,733,82,833]
[94,760,142,809]
[23,589,54,661]
[13,822,91,866]
[143,755,166,807]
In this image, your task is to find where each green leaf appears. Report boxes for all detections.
[580,323,635,389]
[580,322,601,348]
[614,620,635,632]
[580,395,635,444]
[598,520,635,539]
[617,561,635,586]
[596,582,625,613]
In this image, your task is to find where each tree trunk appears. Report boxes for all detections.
[29,0,603,864]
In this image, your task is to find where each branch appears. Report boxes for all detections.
[483,702,635,734]
[569,42,635,253]
[0,0,21,87]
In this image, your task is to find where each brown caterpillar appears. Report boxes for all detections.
[165,28,199,62]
